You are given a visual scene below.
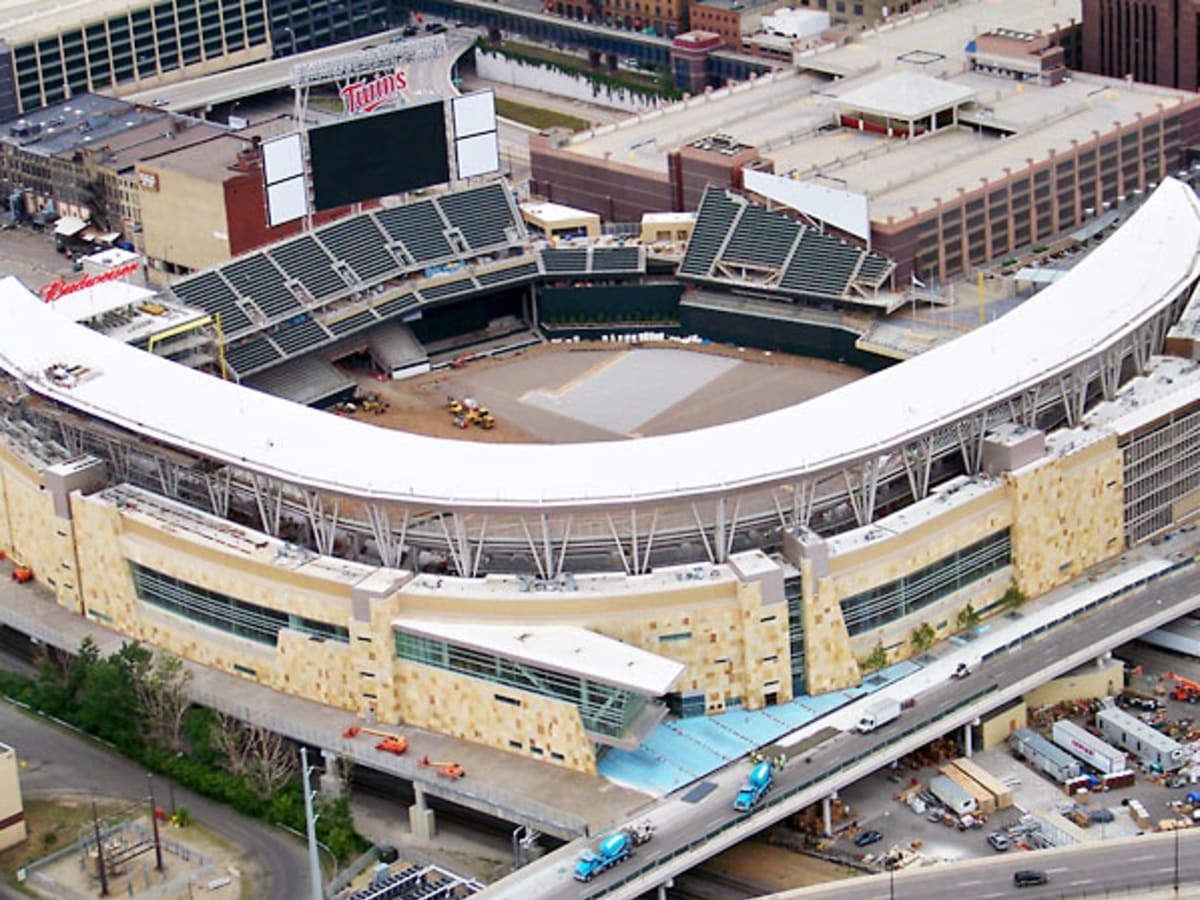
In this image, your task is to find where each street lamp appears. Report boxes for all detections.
[1174,824,1180,895]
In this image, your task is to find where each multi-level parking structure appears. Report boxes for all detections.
[0,178,1198,581]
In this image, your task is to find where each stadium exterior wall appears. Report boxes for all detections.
[0,418,1131,772]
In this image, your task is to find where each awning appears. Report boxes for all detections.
[53,216,88,237]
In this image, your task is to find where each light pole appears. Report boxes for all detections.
[1174,824,1180,896]
[301,747,323,900]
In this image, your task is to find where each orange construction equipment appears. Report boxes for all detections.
[11,567,33,583]
[376,736,410,755]
[418,755,465,779]
[1167,672,1200,702]
[343,723,409,756]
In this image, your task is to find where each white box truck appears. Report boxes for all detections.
[856,697,901,733]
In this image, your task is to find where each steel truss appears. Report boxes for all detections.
[0,290,1192,578]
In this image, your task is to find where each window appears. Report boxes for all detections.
[397,632,650,738]
[840,530,1012,635]
[129,563,348,646]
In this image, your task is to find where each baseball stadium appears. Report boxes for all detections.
[7,65,1200,784]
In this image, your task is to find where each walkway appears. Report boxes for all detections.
[598,661,921,795]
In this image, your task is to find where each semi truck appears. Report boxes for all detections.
[733,761,774,812]
[573,821,655,882]
[1051,719,1128,775]
[856,697,902,733]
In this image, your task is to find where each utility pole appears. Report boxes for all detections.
[92,801,109,897]
[147,774,164,872]
[301,747,324,900]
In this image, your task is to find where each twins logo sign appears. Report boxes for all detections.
[340,69,409,115]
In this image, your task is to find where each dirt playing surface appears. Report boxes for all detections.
[332,340,864,444]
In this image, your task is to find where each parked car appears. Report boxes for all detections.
[402,24,419,36]
[1014,870,1049,888]
[986,832,1010,852]
[854,829,884,847]
[1089,808,1115,824]
[425,21,447,33]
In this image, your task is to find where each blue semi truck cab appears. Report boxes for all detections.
[573,820,655,882]
[733,760,775,812]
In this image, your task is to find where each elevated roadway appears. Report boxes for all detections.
[124,30,475,113]
[769,830,1200,900]
[481,555,1200,899]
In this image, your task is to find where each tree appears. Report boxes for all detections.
[78,642,149,749]
[211,714,295,796]
[1002,582,1027,610]
[134,652,192,751]
[862,642,889,673]
[956,602,980,633]
[910,623,936,654]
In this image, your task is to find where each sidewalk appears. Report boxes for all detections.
[0,563,646,840]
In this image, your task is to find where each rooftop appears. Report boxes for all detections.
[95,484,383,586]
[392,620,685,695]
[0,0,156,44]
[139,117,297,183]
[562,0,1194,223]
[836,71,975,121]
[0,178,1196,511]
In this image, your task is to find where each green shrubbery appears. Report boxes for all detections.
[0,639,366,861]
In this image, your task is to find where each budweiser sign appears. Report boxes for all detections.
[39,261,140,303]
[340,69,408,115]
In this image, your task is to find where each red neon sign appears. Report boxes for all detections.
[39,261,141,303]
[340,69,409,115]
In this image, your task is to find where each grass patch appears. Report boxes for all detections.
[495,98,590,132]
[0,797,124,881]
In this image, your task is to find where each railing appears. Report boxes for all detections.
[583,683,998,898]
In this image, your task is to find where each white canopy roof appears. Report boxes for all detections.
[0,179,1198,511]
[393,620,684,694]
[837,71,975,122]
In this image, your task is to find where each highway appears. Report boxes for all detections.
[0,698,309,900]
[482,557,1200,899]
[768,830,1200,900]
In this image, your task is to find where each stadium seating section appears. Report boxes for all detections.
[680,186,894,301]
[165,181,532,379]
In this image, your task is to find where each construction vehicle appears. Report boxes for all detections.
[342,724,409,755]
[733,761,775,812]
[1167,672,1200,703]
[573,821,654,882]
[11,566,32,583]
[376,736,409,755]
[418,755,465,779]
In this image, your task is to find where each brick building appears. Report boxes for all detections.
[1082,0,1200,90]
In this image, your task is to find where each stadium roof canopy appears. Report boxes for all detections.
[393,620,684,695]
[0,179,1199,511]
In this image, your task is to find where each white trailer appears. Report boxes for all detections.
[1010,728,1081,782]
[1095,703,1186,772]
[929,774,978,816]
[1051,719,1128,775]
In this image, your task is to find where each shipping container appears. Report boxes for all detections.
[1010,728,1081,782]
[1095,703,1186,772]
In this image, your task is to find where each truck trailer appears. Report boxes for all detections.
[1010,728,1081,782]
[1051,719,1128,775]
[1095,703,1186,772]
[930,774,978,816]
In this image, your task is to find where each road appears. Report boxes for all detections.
[768,830,1200,900]
[0,700,309,900]
[484,557,1200,899]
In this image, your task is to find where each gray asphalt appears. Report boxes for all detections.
[0,699,309,899]
[500,563,1200,899]
[767,830,1200,900]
